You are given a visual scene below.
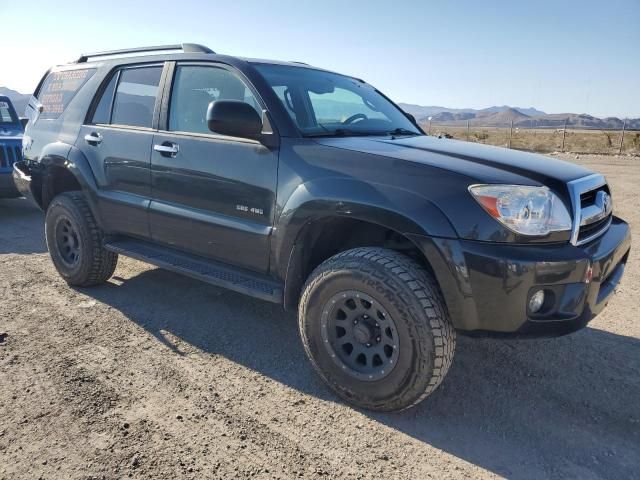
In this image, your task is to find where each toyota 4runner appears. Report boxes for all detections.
[14,44,631,411]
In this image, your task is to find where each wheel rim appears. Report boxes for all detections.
[55,217,81,267]
[321,290,400,381]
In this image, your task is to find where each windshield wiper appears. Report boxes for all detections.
[387,128,421,137]
[307,128,384,138]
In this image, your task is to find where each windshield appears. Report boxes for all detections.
[254,64,421,137]
[0,100,19,126]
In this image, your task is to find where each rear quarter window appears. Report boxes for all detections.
[38,69,95,120]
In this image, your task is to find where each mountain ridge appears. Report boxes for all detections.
[399,103,640,129]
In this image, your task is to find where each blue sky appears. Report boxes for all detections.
[1,0,638,117]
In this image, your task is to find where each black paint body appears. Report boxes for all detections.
[14,52,631,335]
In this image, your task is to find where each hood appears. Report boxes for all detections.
[313,135,592,188]
[0,125,23,140]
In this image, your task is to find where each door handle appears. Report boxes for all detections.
[153,142,179,157]
[84,132,102,145]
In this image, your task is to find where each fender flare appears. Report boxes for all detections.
[39,142,102,226]
[273,177,458,308]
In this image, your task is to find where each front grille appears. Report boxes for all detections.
[0,144,22,169]
[570,177,612,245]
[578,214,611,243]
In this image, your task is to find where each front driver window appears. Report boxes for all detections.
[169,66,261,135]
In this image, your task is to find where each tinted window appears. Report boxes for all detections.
[91,73,118,124]
[37,69,95,120]
[169,66,261,134]
[111,67,162,128]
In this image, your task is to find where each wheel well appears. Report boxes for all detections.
[42,166,82,209]
[283,217,435,310]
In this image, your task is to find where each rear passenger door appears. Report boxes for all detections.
[149,63,278,273]
[77,64,165,238]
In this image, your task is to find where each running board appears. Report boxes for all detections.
[104,237,283,303]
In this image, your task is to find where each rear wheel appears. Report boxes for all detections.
[45,191,117,286]
[299,247,456,411]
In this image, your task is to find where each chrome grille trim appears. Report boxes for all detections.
[567,173,608,246]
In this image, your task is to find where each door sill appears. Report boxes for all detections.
[104,236,283,304]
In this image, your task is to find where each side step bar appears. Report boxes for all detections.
[104,237,283,304]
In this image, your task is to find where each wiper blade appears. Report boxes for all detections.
[306,128,385,138]
[388,128,420,136]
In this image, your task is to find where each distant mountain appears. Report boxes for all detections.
[0,87,30,116]
[399,103,547,120]
[400,103,640,130]
[478,105,546,116]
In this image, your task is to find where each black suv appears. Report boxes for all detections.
[14,44,631,411]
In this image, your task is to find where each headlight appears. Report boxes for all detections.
[469,184,572,236]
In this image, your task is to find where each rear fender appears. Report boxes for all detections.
[39,143,102,226]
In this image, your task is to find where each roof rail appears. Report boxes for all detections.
[75,43,214,63]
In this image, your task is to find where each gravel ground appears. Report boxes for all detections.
[1,154,638,479]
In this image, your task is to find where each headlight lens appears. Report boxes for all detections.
[469,185,572,236]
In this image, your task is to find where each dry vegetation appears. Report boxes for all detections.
[421,124,640,155]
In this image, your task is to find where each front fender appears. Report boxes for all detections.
[273,176,457,279]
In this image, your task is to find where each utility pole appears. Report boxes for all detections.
[619,119,627,154]
[466,121,470,141]
[428,117,432,135]
[561,118,568,152]
[508,120,513,148]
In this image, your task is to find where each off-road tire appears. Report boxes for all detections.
[45,191,118,286]
[299,247,456,411]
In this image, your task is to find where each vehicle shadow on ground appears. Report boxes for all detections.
[0,198,47,254]
[84,267,640,479]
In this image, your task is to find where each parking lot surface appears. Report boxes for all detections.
[1,154,638,479]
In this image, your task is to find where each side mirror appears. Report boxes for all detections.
[207,100,262,138]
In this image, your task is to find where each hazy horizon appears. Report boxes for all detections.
[1,0,638,118]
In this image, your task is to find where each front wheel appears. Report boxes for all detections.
[45,191,118,286]
[299,247,456,412]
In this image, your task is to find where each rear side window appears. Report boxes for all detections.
[91,74,118,124]
[38,69,95,119]
[110,67,162,128]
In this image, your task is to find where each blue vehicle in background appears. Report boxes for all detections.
[0,95,24,198]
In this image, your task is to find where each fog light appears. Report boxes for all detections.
[529,290,545,313]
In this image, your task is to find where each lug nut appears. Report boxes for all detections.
[366,343,371,347]
[353,319,358,324]
[376,336,381,342]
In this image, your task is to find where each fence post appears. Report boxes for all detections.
[561,118,568,151]
[619,119,627,154]
[508,120,513,148]
[466,121,470,141]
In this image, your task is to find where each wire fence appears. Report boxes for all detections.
[419,119,640,155]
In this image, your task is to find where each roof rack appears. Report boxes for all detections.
[75,43,214,63]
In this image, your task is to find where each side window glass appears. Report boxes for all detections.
[37,69,95,120]
[111,66,162,128]
[91,73,118,124]
[169,66,261,134]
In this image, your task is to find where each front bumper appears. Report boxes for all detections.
[411,217,631,337]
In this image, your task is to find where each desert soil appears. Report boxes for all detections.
[1,154,638,479]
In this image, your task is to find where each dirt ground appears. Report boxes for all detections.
[1,153,638,480]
